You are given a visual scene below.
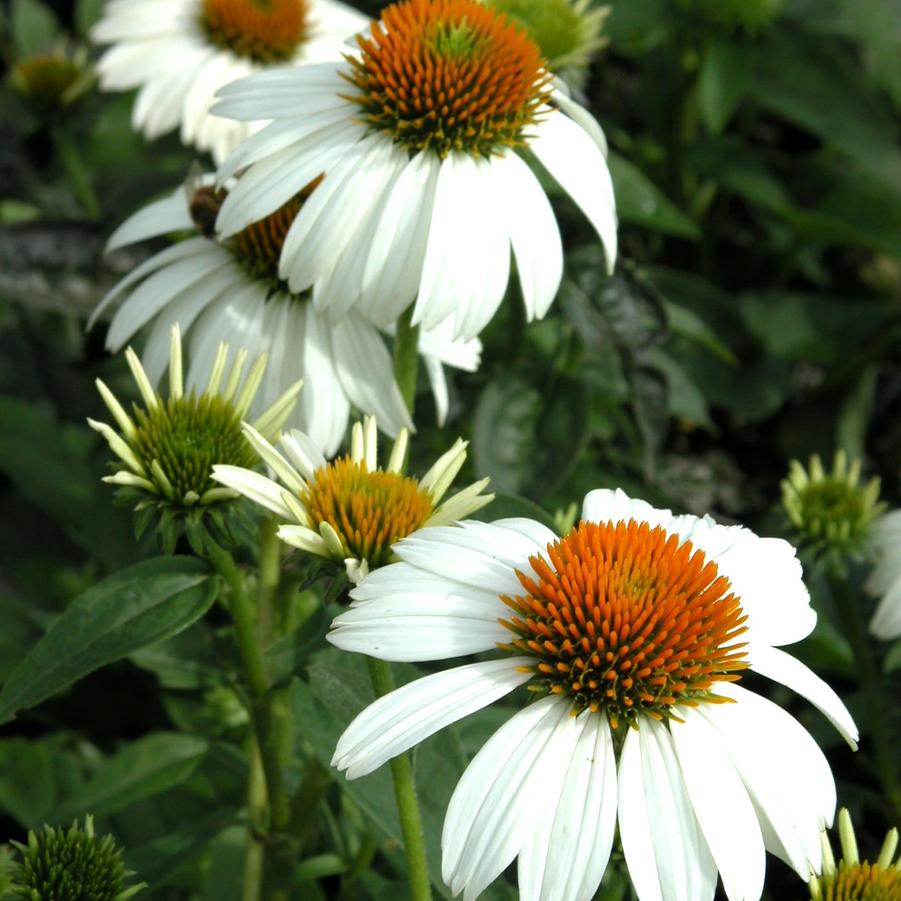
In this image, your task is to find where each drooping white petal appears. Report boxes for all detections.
[698,683,833,879]
[618,722,717,901]
[671,708,766,901]
[493,150,563,320]
[529,110,618,274]
[442,696,572,901]
[870,580,901,640]
[279,428,327,482]
[749,645,858,748]
[331,658,532,779]
[518,713,618,901]
[106,186,193,251]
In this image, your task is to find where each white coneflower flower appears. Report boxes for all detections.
[866,509,901,641]
[808,808,901,900]
[212,0,618,341]
[90,324,300,551]
[89,173,481,456]
[91,0,369,162]
[329,488,858,901]
[211,415,493,582]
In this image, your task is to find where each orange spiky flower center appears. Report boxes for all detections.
[498,519,750,728]
[302,457,434,566]
[344,0,552,158]
[820,862,901,900]
[188,177,322,295]
[199,0,309,63]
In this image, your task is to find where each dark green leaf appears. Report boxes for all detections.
[608,153,700,239]
[264,604,333,685]
[11,0,59,55]
[698,38,757,134]
[472,377,540,494]
[0,556,218,724]
[50,732,209,821]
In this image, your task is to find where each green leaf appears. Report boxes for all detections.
[699,38,757,134]
[608,153,700,239]
[0,556,218,724]
[11,0,59,54]
[664,300,737,364]
[472,377,540,494]
[264,604,333,685]
[647,349,714,429]
[0,738,56,826]
[202,826,245,901]
[75,0,105,36]
[885,638,901,675]
[50,732,209,821]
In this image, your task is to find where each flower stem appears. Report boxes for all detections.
[393,307,420,415]
[50,125,100,220]
[241,741,267,901]
[366,657,432,901]
[830,567,901,821]
[206,540,291,837]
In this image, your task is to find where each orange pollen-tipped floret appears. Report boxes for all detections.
[822,861,901,900]
[302,457,434,566]
[199,0,309,63]
[344,0,552,158]
[498,519,750,728]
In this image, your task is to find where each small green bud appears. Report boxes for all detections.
[9,45,94,117]
[808,808,901,900]
[677,0,783,33]
[781,450,886,565]
[90,325,302,553]
[9,817,145,901]
[482,0,610,81]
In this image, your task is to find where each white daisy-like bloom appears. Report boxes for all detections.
[89,175,481,457]
[328,488,859,901]
[212,415,494,583]
[91,0,369,162]
[212,0,618,341]
[866,509,901,641]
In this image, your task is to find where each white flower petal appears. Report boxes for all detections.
[671,708,766,901]
[331,658,532,779]
[106,186,192,251]
[210,465,292,519]
[518,713,618,901]
[442,696,572,901]
[749,644,858,748]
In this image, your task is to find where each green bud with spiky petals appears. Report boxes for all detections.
[90,324,302,554]
[8,817,145,901]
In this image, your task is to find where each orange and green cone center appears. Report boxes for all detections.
[818,862,901,900]
[344,0,551,158]
[499,519,750,727]
[199,0,309,63]
[303,458,434,566]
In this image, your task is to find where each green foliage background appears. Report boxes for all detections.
[1,0,900,897]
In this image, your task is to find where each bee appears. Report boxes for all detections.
[183,162,226,237]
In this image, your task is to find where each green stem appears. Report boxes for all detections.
[50,125,100,220]
[367,658,432,901]
[206,540,291,834]
[241,741,267,901]
[393,308,421,415]
[830,568,901,821]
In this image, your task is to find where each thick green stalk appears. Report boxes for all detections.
[50,125,100,220]
[393,307,421,414]
[206,541,291,837]
[367,658,432,901]
[241,742,267,901]
[830,567,901,821]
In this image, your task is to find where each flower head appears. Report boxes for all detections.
[480,0,610,82]
[91,0,369,161]
[91,171,480,455]
[212,415,493,582]
[809,808,901,901]
[9,44,94,118]
[213,0,617,341]
[782,451,885,566]
[90,324,301,552]
[9,817,144,901]
[329,488,858,900]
